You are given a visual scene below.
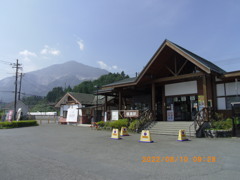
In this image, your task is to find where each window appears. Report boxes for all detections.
[226,96,240,110]
[63,111,68,118]
[217,97,226,110]
[216,82,240,110]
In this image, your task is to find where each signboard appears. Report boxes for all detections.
[198,95,205,111]
[6,110,14,122]
[190,96,196,101]
[16,108,22,121]
[167,110,174,121]
[181,96,186,101]
[124,110,139,118]
[66,107,78,122]
[111,110,119,121]
[104,112,107,122]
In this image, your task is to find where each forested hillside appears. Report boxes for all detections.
[22,72,129,111]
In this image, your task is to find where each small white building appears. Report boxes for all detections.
[55,92,95,124]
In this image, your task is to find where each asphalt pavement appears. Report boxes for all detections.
[0,124,240,180]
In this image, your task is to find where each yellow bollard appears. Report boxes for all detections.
[139,130,154,143]
[120,127,129,136]
[111,129,122,140]
[177,130,189,141]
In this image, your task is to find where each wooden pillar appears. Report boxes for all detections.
[211,76,216,109]
[151,83,156,119]
[152,83,156,111]
[118,91,122,110]
[203,75,208,107]
[162,86,166,121]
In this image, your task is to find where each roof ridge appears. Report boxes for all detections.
[168,40,226,74]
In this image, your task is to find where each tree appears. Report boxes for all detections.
[30,100,55,112]
[64,85,72,93]
[73,81,94,94]
[22,96,44,107]
[72,71,129,94]
[46,87,65,103]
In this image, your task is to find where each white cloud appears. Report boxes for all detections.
[19,50,37,57]
[19,50,37,62]
[40,45,60,56]
[77,40,84,51]
[97,61,119,71]
[112,65,118,69]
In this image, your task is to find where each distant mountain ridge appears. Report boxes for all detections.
[0,61,108,102]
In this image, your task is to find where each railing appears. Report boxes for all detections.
[189,107,214,137]
[136,109,154,132]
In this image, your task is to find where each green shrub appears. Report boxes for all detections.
[128,120,139,131]
[109,119,129,130]
[104,121,110,129]
[0,120,38,129]
[96,119,129,130]
[96,121,105,127]
[211,119,232,130]
[0,121,13,128]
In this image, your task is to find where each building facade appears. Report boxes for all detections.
[55,92,116,124]
[100,40,240,121]
[55,92,95,124]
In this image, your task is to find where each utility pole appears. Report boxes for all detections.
[12,59,22,120]
[18,73,23,100]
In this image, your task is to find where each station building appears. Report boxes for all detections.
[100,40,240,121]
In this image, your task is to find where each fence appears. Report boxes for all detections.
[28,115,58,125]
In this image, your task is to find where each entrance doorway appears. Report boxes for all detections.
[166,95,198,121]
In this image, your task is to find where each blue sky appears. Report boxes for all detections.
[0,0,240,80]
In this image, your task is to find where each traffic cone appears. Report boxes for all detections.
[139,130,154,143]
[120,127,129,136]
[111,129,121,140]
[177,130,189,141]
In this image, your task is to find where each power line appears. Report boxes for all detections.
[0,60,13,65]
[21,93,45,97]
[0,90,44,97]
[0,90,15,93]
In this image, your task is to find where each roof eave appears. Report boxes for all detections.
[102,81,137,89]
[166,41,212,74]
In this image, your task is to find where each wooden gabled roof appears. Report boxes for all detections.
[103,39,226,89]
[55,92,95,107]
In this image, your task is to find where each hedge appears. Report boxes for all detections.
[109,119,129,130]
[0,120,38,129]
[96,119,129,130]
[128,120,140,131]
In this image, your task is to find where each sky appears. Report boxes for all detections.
[0,0,240,80]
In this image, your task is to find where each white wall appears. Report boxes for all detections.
[60,104,82,117]
[165,81,198,96]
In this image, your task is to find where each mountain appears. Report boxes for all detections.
[0,61,108,102]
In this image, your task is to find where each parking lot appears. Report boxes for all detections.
[0,124,240,180]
